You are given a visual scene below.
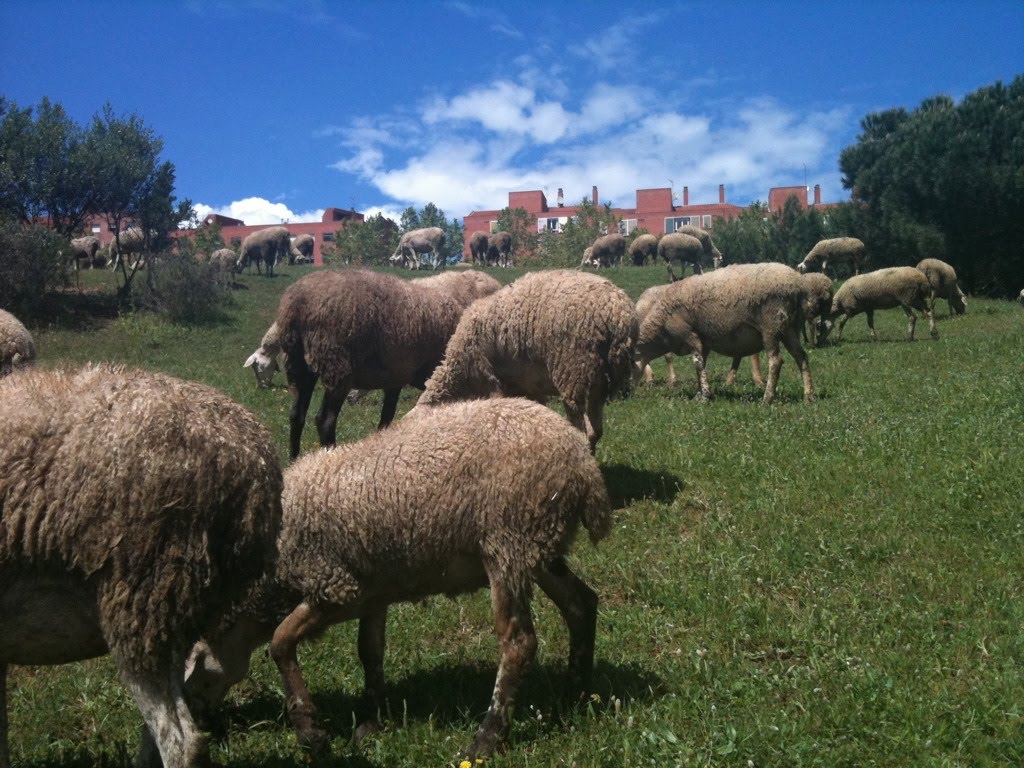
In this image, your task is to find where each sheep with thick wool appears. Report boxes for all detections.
[0,309,36,377]
[274,269,500,457]
[69,235,102,269]
[635,263,813,403]
[674,225,722,269]
[916,258,967,316]
[801,272,835,347]
[658,232,705,281]
[290,233,315,265]
[822,266,937,342]
[587,232,626,268]
[469,230,489,265]
[238,226,290,276]
[486,230,513,267]
[415,269,638,451]
[797,237,865,277]
[0,364,282,768]
[181,397,611,762]
[108,228,148,271]
[628,233,658,266]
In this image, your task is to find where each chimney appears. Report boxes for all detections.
[719,184,725,204]
[592,185,598,204]
[557,188,564,207]
[683,186,689,206]
[814,184,821,205]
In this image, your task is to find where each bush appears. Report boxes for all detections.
[128,249,230,324]
[0,220,69,314]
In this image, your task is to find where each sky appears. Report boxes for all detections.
[1,1,1021,227]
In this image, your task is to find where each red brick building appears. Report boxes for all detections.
[461,183,836,259]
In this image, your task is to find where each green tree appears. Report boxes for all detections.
[328,213,398,265]
[712,202,772,264]
[494,207,538,264]
[537,198,620,267]
[399,202,464,264]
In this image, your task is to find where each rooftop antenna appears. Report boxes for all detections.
[803,164,807,189]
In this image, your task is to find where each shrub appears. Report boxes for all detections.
[128,249,229,324]
[0,219,69,314]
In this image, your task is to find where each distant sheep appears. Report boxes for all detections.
[822,266,937,342]
[243,321,283,388]
[109,228,147,271]
[275,269,500,458]
[290,234,315,265]
[416,269,638,451]
[69,235,102,270]
[586,232,626,268]
[209,247,238,276]
[629,233,658,266]
[635,263,813,403]
[916,258,966,316]
[486,231,513,267]
[0,308,36,377]
[674,225,722,269]
[0,365,283,768]
[469,231,489,266]
[797,237,865,277]
[238,226,290,276]
[658,232,705,281]
[392,227,446,270]
[182,398,611,761]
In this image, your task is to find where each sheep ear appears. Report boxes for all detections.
[243,351,260,369]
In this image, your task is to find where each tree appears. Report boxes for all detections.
[494,207,539,264]
[327,213,398,265]
[536,198,621,267]
[398,203,464,264]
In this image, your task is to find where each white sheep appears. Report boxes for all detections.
[238,226,290,276]
[916,258,967,316]
[822,266,937,342]
[797,237,865,277]
[0,309,36,377]
[801,272,835,347]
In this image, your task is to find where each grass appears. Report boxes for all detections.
[8,263,1024,767]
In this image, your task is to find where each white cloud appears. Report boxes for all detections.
[192,197,326,225]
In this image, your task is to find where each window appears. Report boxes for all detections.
[489,221,498,234]
[702,215,712,228]
[665,216,707,232]
[91,225,101,234]
[322,233,334,242]
[538,217,568,233]
[619,218,638,236]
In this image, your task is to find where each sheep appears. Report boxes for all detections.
[0,364,283,768]
[415,269,639,452]
[209,247,238,274]
[797,237,865,277]
[916,258,967,316]
[276,268,500,459]
[0,308,36,377]
[658,231,705,281]
[486,230,513,267]
[628,233,658,266]
[674,225,722,270]
[1019,288,1024,306]
[108,227,148,271]
[469,230,489,266]
[801,272,835,347]
[243,321,283,388]
[635,282,765,389]
[821,266,937,342]
[586,232,626,268]
[238,226,290,276]
[181,397,612,761]
[635,263,813,403]
[578,245,599,268]
[290,233,315,265]
[392,226,446,270]
[69,235,102,270]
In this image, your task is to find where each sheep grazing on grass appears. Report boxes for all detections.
[0,365,283,768]
[797,237,865,278]
[0,309,36,377]
[674,225,722,270]
[579,246,597,268]
[69,235,102,270]
[469,230,489,266]
[276,269,500,458]
[629,233,658,266]
[822,266,937,343]
[1018,288,1024,306]
[586,232,626,268]
[290,233,315,265]
[658,232,705,281]
[182,397,612,762]
[916,258,967,316]
[486,230,513,267]
[392,227,446,270]
[243,321,283,388]
[238,226,290,276]
[801,272,835,347]
[209,247,238,276]
[108,228,147,271]
[635,263,813,403]
[415,269,638,452]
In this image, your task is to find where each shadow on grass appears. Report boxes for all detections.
[28,288,121,331]
[601,463,684,507]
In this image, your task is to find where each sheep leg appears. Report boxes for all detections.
[461,580,537,760]
[288,366,319,460]
[377,388,401,430]
[314,387,348,449]
[835,313,849,341]
[121,664,208,768]
[925,306,938,338]
[780,327,814,403]
[725,357,742,386]
[270,602,332,752]
[690,342,713,401]
[693,261,704,275]
[761,341,784,404]
[749,354,765,387]
[353,607,389,744]
[536,558,598,698]
[865,309,878,341]
[665,353,676,386]
[1,664,8,768]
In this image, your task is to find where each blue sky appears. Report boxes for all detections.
[2,1,1021,226]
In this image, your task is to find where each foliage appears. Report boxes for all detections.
[399,202,464,264]
[179,219,225,257]
[0,217,68,313]
[494,206,539,264]
[535,197,621,267]
[839,76,1024,296]
[126,248,229,324]
[712,199,827,268]
[325,212,398,266]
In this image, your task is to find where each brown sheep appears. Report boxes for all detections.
[469,230,489,265]
[290,233,315,265]
[797,237,865,277]
[486,230,513,267]
[587,232,626,268]
[628,233,658,266]
[658,232,705,281]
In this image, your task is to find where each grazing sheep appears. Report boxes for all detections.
[182,398,611,761]
[392,226,446,270]
[635,263,814,403]
[674,225,722,269]
[801,272,835,347]
[243,321,283,388]
[276,269,500,458]
[209,247,238,273]
[658,232,705,281]
[0,365,283,768]
[822,266,937,342]
[916,258,967,316]
[238,226,290,276]
[290,233,315,265]
[486,230,513,268]
[579,246,598,268]
[587,232,626,268]
[469,230,489,266]
[416,269,638,452]
[797,237,865,277]
[1018,288,1024,306]
[629,233,658,266]
[69,235,102,270]
[0,309,36,377]
[108,227,147,271]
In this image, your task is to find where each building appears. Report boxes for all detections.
[81,207,364,265]
[461,183,837,259]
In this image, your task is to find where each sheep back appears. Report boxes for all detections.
[673,225,721,261]
[412,269,501,310]
[916,258,966,312]
[590,233,626,267]
[800,237,865,271]
[240,226,291,269]
[658,232,703,266]
[831,267,930,316]
[628,234,658,265]
[0,309,36,376]
[0,364,283,673]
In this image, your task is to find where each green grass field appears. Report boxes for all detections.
[8,264,1024,767]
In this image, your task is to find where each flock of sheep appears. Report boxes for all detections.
[0,225,1002,767]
